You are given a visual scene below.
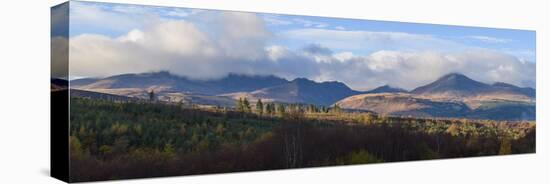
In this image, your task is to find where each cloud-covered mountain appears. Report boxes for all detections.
[72,71,360,106]
[72,71,288,95]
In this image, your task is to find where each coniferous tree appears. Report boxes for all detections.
[256,99,264,115]
[149,90,155,102]
[276,103,285,116]
[243,98,251,113]
[265,103,274,116]
[236,97,244,112]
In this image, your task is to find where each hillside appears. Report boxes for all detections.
[221,78,360,106]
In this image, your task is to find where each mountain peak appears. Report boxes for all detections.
[367,84,407,93]
[437,73,470,82]
[140,71,173,77]
[292,77,312,82]
[412,73,489,96]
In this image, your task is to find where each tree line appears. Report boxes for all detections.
[235,97,342,116]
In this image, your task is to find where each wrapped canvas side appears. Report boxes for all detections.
[51,2,70,183]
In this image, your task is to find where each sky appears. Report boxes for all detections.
[54,1,536,90]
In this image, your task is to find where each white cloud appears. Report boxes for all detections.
[334,26,346,30]
[466,35,513,43]
[265,45,290,61]
[279,28,464,52]
[498,48,535,62]
[70,12,281,80]
[213,12,273,60]
[293,18,329,28]
[165,9,189,17]
[310,49,535,90]
[333,52,354,62]
[130,20,214,56]
[262,14,293,26]
[70,1,155,33]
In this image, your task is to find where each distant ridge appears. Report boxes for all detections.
[411,73,535,98]
[366,85,407,94]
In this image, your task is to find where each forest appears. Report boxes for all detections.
[68,97,535,182]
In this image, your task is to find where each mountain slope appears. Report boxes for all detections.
[222,78,360,106]
[491,82,536,98]
[335,93,470,118]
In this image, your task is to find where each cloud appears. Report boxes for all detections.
[334,26,346,30]
[210,12,273,60]
[308,49,535,90]
[165,9,189,17]
[69,1,205,36]
[51,37,69,79]
[498,48,536,63]
[292,18,329,28]
[70,1,155,35]
[68,3,535,90]
[70,12,287,80]
[302,43,333,55]
[279,28,464,52]
[466,35,513,44]
[262,14,293,26]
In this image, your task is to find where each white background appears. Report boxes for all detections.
[0,0,547,183]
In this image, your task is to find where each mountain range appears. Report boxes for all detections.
[336,73,535,120]
[70,72,535,120]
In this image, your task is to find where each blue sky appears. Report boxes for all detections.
[61,1,536,90]
[67,1,535,62]
[262,13,535,61]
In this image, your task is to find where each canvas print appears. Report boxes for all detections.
[51,1,536,182]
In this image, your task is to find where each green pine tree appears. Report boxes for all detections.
[256,99,264,115]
